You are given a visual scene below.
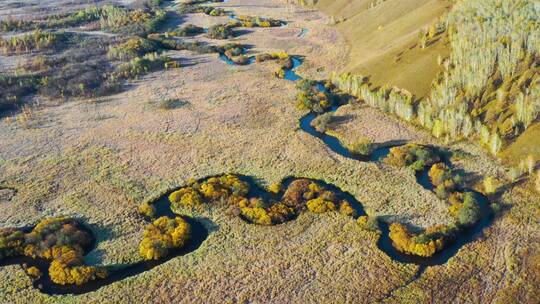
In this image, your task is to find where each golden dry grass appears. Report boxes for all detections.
[313,0,452,97]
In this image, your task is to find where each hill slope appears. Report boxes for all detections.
[314,0,452,97]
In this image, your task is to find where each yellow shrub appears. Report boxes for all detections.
[139,216,191,260]
[308,182,322,192]
[169,187,203,206]
[357,216,379,231]
[306,197,336,213]
[268,183,282,194]
[49,260,107,285]
[267,203,295,224]
[165,60,181,69]
[138,202,156,218]
[241,207,272,225]
[26,266,41,278]
[338,201,357,217]
[270,51,289,59]
[482,176,501,194]
[388,223,445,257]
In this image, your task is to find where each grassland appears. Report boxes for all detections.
[0,0,538,302]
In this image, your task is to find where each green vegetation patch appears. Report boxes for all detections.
[296,79,334,113]
[0,30,67,55]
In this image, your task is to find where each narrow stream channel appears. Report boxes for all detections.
[0,197,209,296]
[0,3,496,294]
[283,55,494,268]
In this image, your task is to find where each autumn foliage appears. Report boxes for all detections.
[0,217,108,285]
[384,144,441,171]
[169,175,358,226]
[139,216,191,260]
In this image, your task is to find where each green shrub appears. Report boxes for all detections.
[178,5,227,16]
[113,52,177,79]
[172,24,204,37]
[345,137,374,157]
[311,112,334,132]
[356,216,379,231]
[384,144,441,171]
[158,98,186,110]
[295,79,332,113]
[207,24,234,39]
[0,30,65,55]
[0,74,39,113]
[99,5,166,35]
[46,6,104,29]
[108,37,159,60]
[0,18,36,32]
[448,192,481,227]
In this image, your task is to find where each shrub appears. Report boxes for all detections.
[482,176,501,194]
[241,203,295,225]
[169,174,249,208]
[158,98,186,110]
[306,197,336,213]
[169,187,203,207]
[0,30,65,55]
[0,217,108,285]
[207,24,234,39]
[0,18,35,32]
[357,216,379,231]
[138,202,157,218]
[389,223,452,257]
[139,216,191,260]
[25,266,41,278]
[266,203,296,223]
[428,163,459,198]
[113,52,176,79]
[172,24,204,37]
[49,259,107,285]
[384,144,441,171]
[231,15,284,27]
[178,5,227,16]
[46,6,104,29]
[23,217,94,259]
[241,207,272,225]
[345,137,374,157]
[108,37,159,60]
[0,74,39,113]
[268,183,282,194]
[295,79,332,113]
[221,45,252,65]
[338,201,357,217]
[449,192,481,227]
[0,228,25,259]
[311,112,334,132]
